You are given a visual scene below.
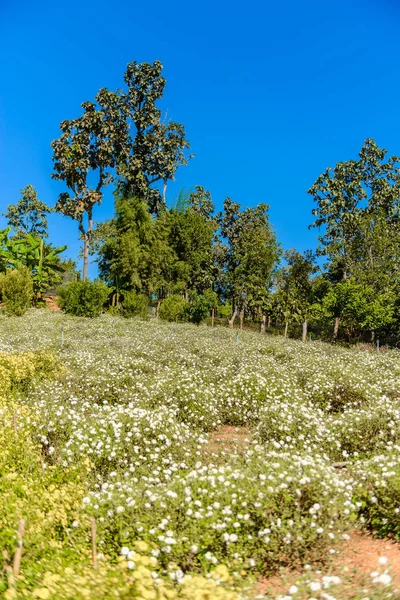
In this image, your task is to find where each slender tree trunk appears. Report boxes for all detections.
[284,322,288,338]
[302,319,308,342]
[333,316,340,342]
[82,212,93,281]
[229,310,238,328]
[162,181,167,204]
[267,316,271,328]
[239,311,244,330]
[83,233,89,281]
[261,315,266,334]
[211,308,215,328]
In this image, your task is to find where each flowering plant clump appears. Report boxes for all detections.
[268,560,399,600]
[1,311,400,597]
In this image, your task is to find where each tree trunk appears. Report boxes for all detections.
[284,322,288,338]
[302,319,308,342]
[261,315,266,334]
[82,212,93,281]
[333,316,340,342]
[267,316,271,328]
[229,310,238,328]
[162,180,167,204]
[211,308,215,328]
[239,311,244,330]
[83,233,89,281]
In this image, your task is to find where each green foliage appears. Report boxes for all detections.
[117,61,192,213]
[323,280,395,340]
[57,279,109,317]
[0,267,33,316]
[309,138,400,277]
[167,198,216,295]
[354,449,400,540]
[158,294,188,322]
[3,184,51,238]
[218,302,232,319]
[52,61,191,279]
[121,291,149,319]
[98,196,174,298]
[0,228,67,300]
[218,199,281,315]
[187,290,218,325]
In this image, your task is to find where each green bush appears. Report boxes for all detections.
[188,290,218,325]
[158,294,188,322]
[0,267,33,316]
[218,302,233,319]
[57,279,109,317]
[188,295,210,325]
[353,449,400,539]
[121,291,149,319]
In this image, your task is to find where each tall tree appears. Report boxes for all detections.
[3,185,51,238]
[308,138,400,280]
[51,91,125,279]
[279,250,317,341]
[167,187,216,296]
[219,199,280,326]
[97,195,174,300]
[52,61,191,279]
[115,61,192,213]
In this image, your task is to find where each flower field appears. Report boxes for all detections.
[2,312,400,599]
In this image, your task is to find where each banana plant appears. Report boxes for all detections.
[0,228,67,301]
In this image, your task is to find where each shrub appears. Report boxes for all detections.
[188,290,218,325]
[353,448,400,540]
[188,295,210,325]
[218,302,233,319]
[158,294,188,322]
[0,267,33,316]
[121,291,149,319]
[57,280,109,317]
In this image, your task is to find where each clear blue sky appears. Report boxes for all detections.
[1,0,399,276]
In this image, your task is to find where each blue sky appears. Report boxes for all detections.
[1,0,399,276]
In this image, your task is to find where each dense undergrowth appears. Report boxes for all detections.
[1,312,400,599]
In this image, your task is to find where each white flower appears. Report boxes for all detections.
[309,582,321,592]
[378,556,388,565]
[376,573,392,585]
[229,533,238,542]
[120,546,130,556]
[127,560,135,570]
[289,585,298,593]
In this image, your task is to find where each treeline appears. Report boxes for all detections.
[2,61,400,343]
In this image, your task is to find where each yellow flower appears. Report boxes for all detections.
[134,540,149,552]
[33,588,51,599]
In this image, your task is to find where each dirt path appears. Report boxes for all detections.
[44,296,61,311]
[205,425,251,459]
[256,530,400,597]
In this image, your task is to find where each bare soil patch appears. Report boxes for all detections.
[205,425,252,457]
[44,296,61,311]
[256,530,400,597]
